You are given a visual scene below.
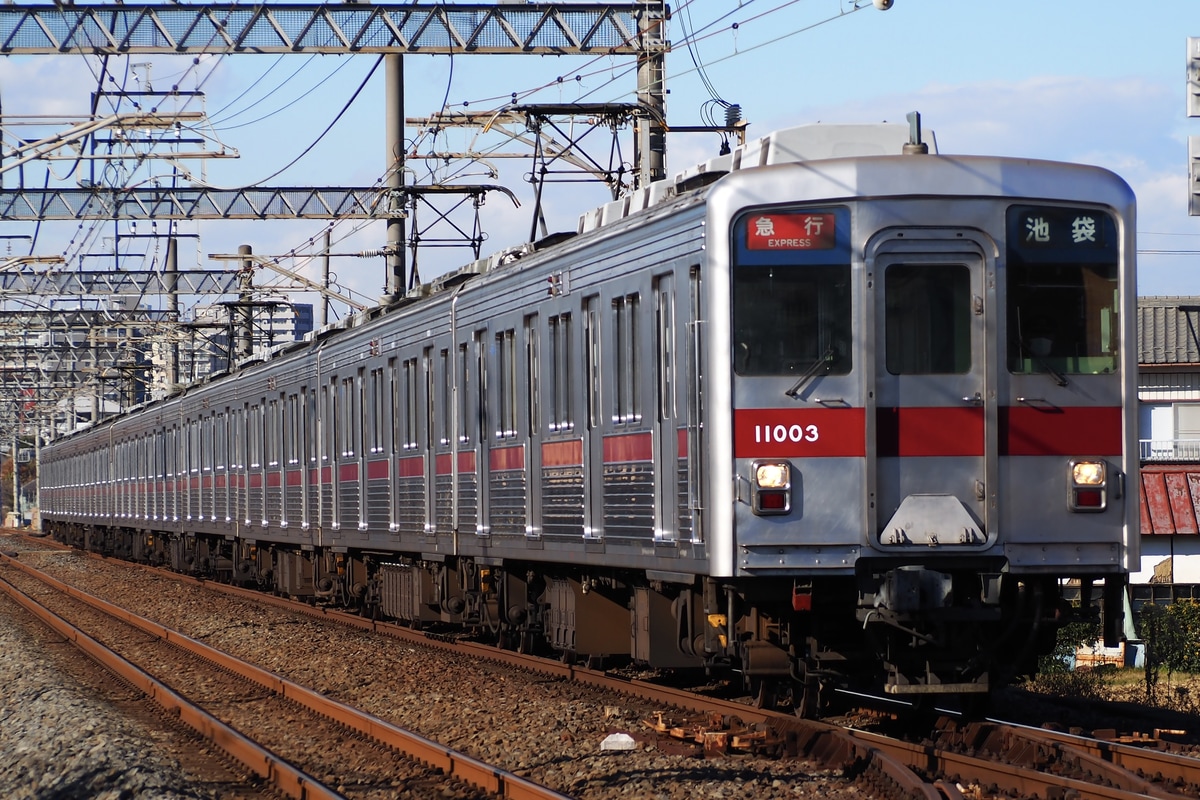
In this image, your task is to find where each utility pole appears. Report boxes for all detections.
[384,54,407,302]
[321,229,332,328]
[237,245,254,360]
[165,234,179,388]
[636,1,668,186]
[11,429,18,526]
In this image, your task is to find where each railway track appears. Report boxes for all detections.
[5,532,1200,800]
[0,546,570,800]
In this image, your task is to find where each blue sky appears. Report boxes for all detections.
[1,0,1198,316]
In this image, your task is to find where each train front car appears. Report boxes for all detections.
[703,136,1137,712]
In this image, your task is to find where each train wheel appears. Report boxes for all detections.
[517,631,537,655]
[497,628,521,652]
[796,675,822,719]
[753,679,774,710]
[753,678,798,713]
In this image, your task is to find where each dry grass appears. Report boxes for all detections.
[1029,666,1200,715]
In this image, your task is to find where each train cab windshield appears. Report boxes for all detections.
[1005,205,1120,377]
[732,206,853,379]
[733,264,852,377]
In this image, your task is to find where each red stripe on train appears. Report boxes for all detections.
[603,431,653,463]
[734,408,866,458]
[489,445,525,471]
[542,439,583,467]
[736,406,1122,458]
[396,455,424,478]
[876,407,984,457]
[1000,406,1122,456]
[435,452,477,475]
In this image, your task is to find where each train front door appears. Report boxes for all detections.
[868,231,997,551]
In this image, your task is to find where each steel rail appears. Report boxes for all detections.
[974,721,1200,796]
[838,724,1191,800]
[35,541,1193,800]
[53,550,945,800]
[0,566,345,800]
[172,566,1199,800]
[0,549,574,800]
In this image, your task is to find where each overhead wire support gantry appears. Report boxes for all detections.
[0,2,671,438]
[0,3,660,56]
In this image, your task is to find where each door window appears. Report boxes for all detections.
[885,263,971,375]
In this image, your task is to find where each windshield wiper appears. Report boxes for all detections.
[1036,358,1069,387]
[785,347,834,399]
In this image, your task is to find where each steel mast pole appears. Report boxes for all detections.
[636,1,667,187]
[384,54,407,302]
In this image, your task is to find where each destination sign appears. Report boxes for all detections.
[744,212,837,250]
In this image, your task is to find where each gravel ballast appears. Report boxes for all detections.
[0,533,859,799]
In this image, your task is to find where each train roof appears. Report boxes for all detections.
[578,122,933,234]
[50,121,1129,441]
[379,123,933,308]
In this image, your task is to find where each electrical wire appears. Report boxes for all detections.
[17,0,870,321]
[206,53,293,126]
[211,55,359,131]
[191,55,384,191]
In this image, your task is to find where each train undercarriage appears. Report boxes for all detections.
[47,521,1122,718]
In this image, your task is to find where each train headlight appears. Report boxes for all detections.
[1069,459,1107,512]
[756,463,789,488]
[752,461,792,515]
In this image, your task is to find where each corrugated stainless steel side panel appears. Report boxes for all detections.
[542,467,584,538]
[602,462,655,539]
[395,476,424,535]
[489,470,527,535]
[457,473,477,531]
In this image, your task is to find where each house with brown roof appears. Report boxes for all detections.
[1135,296,1200,607]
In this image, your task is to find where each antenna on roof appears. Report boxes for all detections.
[903,111,929,155]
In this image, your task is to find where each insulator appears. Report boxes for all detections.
[724,103,742,127]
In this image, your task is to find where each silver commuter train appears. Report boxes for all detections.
[40,122,1138,714]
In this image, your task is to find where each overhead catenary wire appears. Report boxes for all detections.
[210,55,360,132]
[188,54,384,191]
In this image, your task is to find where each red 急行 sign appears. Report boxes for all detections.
[745,213,837,250]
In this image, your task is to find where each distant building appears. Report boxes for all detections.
[1134,296,1200,606]
[152,300,314,391]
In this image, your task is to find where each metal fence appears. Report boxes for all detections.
[1140,439,1200,462]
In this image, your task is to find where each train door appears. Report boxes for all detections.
[653,271,680,542]
[599,284,655,542]
[868,231,997,549]
[305,389,317,532]
[684,264,704,543]
[355,368,368,534]
[488,325,525,537]
[523,314,542,538]
[471,329,488,537]
[325,380,340,534]
[583,294,603,539]
[424,347,440,535]
[433,347,452,534]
